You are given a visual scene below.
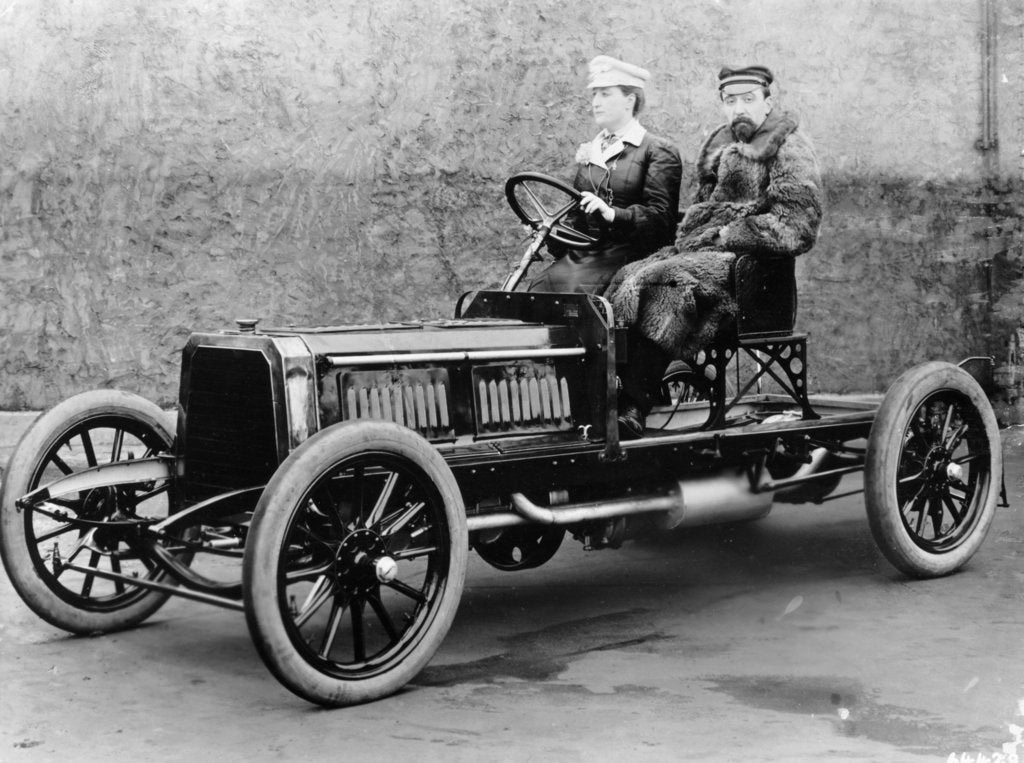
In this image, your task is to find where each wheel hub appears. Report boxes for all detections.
[82,488,125,551]
[335,529,394,594]
[924,447,952,486]
[80,488,116,520]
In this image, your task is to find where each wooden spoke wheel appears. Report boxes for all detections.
[865,362,1002,578]
[243,421,467,707]
[0,391,177,634]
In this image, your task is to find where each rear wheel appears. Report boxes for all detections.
[865,362,1001,578]
[243,421,467,707]
[0,390,177,633]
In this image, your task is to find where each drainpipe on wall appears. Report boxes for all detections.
[976,0,999,183]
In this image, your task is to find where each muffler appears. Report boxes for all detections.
[656,471,774,530]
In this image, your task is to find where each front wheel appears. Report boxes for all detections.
[243,421,468,707]
[0,390,178,634]
[865,362,1002,578]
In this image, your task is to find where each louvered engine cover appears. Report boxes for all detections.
[337,361,576,439]
[472,361,573,436]
[339,368,454,440]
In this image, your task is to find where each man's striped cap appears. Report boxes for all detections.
[718,65,774,95]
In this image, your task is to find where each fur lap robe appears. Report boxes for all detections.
[609,249,737,360]
[607,110,823,359]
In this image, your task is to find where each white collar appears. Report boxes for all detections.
[590,120,646,168]
[600,119,645,147]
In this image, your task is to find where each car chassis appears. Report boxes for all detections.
[0,173,1007,707]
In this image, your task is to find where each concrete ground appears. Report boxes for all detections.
[0,415,1021,762]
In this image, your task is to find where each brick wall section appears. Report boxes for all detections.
[1,0,1022,409]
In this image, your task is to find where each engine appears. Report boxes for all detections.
[175,291,612,506]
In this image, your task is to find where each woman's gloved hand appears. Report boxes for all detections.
[580,191,615,223]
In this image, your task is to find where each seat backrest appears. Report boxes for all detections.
[733,254,798,339]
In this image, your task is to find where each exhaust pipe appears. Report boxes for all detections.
[465,471,774,533]
[510,490,680,525]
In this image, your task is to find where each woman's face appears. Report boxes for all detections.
[591,86,635,132]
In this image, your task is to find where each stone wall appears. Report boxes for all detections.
[1,0,1022,409]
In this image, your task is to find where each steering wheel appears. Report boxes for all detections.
[504,172,601,251]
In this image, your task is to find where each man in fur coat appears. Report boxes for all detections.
[608,65,823,438]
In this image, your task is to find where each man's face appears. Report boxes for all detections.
[721,88,773,141]
[591,86,635,132]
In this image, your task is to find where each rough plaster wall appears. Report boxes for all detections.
[1,0,1022,408]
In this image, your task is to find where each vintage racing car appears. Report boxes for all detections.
[0,173,1006,707]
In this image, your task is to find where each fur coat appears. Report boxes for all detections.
[608,110,823,358]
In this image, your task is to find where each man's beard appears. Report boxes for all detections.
[731,117,757,142]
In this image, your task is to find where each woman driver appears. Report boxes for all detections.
[527,55,682,295]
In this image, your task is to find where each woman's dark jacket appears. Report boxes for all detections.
[528,130,682,295]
